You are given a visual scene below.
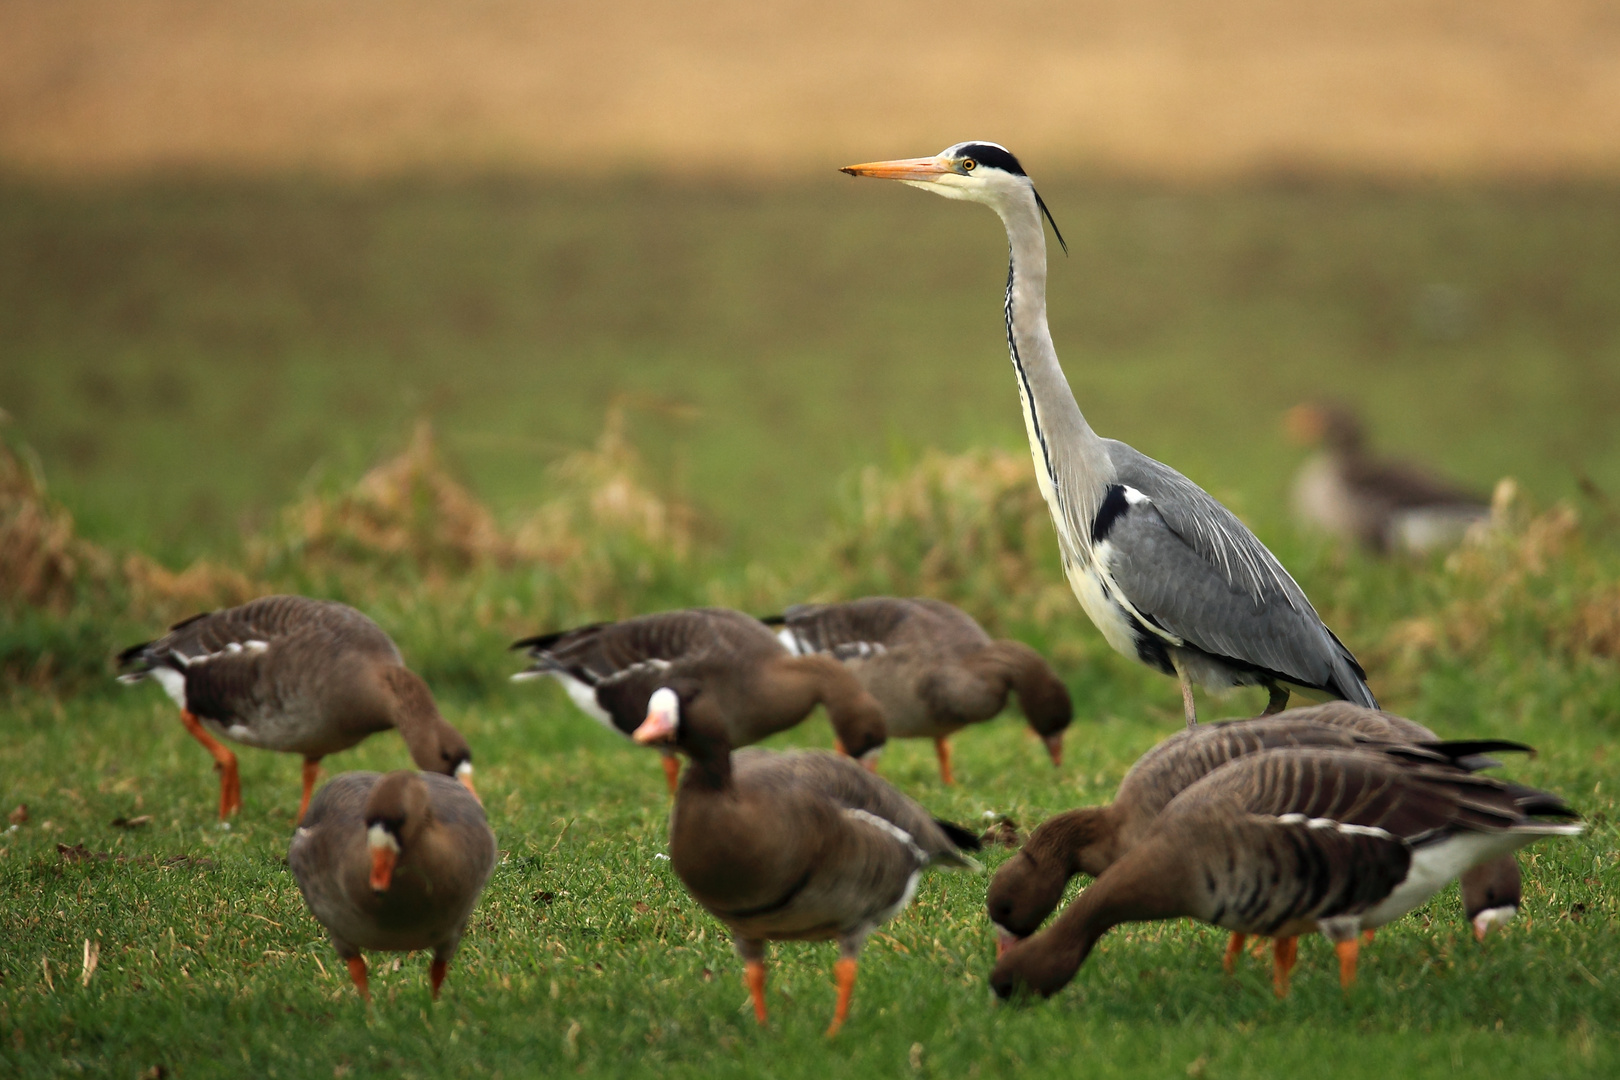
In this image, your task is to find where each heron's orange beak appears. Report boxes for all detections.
[1042,733,1064,767]
[840,156,954,182]
[370,845,397,892]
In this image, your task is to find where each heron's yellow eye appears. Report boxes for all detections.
[962,159,977,171]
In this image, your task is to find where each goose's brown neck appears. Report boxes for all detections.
[675,715,735,792]
[970,640,1072,736]
[773,654,887,757]
[992,836,1193,998]
[380,665,466,775]
[364,771,434,845]
[1030,805,1124,878]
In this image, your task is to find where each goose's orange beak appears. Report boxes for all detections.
[455,761,479,803]
[840,156,953,182]
[1042,733,1064,767]
[369,846,397,892]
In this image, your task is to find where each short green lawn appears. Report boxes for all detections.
[2,673,1615,1079]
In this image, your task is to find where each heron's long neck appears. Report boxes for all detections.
[995,190,1114,562]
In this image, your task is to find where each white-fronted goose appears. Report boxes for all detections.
[511,607,888,793]
[763,597,1072,785]
[987,703,1528,956]
[1286,401,1491,554]
[631,688,980,1035]
[989,747,1579,999]
[118,595,476,823]
[289,770,496,1001]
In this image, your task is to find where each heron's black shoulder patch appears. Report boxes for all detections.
[956,142,1026,176]
[1092,484,1131,543]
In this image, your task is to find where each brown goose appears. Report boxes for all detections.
[511,608,888,793]
[118,595,476,823]
[631,687,980,1035]
[289,770,496,1001]
[987,703,1528,958]
[1285,401,1491,555]
[763,597,1072,785]
[989,747,1579,1000]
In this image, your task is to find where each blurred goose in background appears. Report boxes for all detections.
[989,747,1579,1000]
[289,769,496,1001]
[987,703,1530,962]
[1285,400,1492,554]
[631,688,980,1035]
[843,145,1375,726]
[511,607,888,793]
[118,595,476,823]
[763,597,1072,784]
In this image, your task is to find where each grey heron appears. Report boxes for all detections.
[841,143,1377,725]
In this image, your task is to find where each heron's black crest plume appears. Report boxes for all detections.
[1033,188,1068,256]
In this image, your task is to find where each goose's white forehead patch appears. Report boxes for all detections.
[367,824,401,853]
[648,686,681,729]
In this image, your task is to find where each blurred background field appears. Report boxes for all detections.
[3,2,1620,1077]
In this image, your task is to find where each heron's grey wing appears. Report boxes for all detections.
[1101,497,1372,701]
[1106,443,1313,610]
[733,749,974,865]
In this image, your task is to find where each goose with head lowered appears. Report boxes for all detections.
[512,607,888,793]
[989,746,1579,1000]
[764,597,1072,784]
[987,702,1531,967]
[842,145,1376,726]
[289,769,496,1001]
[631,687,981,1035]
[118,595,476,823]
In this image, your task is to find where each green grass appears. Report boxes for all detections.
[3,173,1620,1076]
[2,679,1616,1079]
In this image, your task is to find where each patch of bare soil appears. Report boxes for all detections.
[2,0,1619,179]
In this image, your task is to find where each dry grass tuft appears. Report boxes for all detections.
[0,440,114,613]
[804,447,1072,637]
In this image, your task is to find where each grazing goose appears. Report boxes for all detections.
[512,608,888,793]
[1286,401,1491,555]
[289,770,496,1001]
[764,597,1072,784]
[843,145,1375,726]
[118,595,476,823]
[989,747,1579,1000]
[987,703,1529,956]
[631,688,980,1035]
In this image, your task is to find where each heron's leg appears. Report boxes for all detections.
[934,738,954,786]
[736,938,767,1025]
[1222,933,1247,974]
[429,956,449,1000]
[1271,936,1298,998]
[179,710,241,819]
[827,957,859,1037]
[1334,938,1360,989]
[1179,673,1198,727]
[346,955,370,1002]
[297,757,322,824]
[1263,684,1289,715]
[660,752,681,794]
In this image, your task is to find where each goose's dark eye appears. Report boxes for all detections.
[962,159,977,172]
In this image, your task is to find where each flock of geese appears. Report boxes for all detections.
[112,141,1579,1036]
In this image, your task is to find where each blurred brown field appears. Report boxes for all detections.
[4,0,1620,180]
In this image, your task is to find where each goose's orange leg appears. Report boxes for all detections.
[744,960,768,1025]
[179,710,240,819]
[826,958,858,1037]
[660,754,682,794]
[430,958,449,1000]
[1271,936,1298,998]
[934,738,955,786]
[1362,928,1375,944]
[1223,933,1247,974]
[347,955,370,1001]
[1334,938,1360,989]
[297,758,322,824]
